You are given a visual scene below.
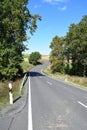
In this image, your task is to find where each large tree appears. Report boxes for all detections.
[65,15,87,76]
[50,15,87,77]
[50,36,65,73]
[0,0,41,80]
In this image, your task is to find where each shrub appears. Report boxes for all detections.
[29,52,41,65]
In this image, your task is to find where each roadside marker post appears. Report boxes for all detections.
[8,83,13,105]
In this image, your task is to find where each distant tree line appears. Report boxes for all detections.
[0,0,41,80]
[50,15,87,77]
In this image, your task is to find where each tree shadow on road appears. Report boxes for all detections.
[28,71,45,77]
[13,71,44,103]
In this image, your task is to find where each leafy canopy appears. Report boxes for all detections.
[29,52,41,65]
[0,0,41,80]
[50,15,87,77]
[50,36,65,73]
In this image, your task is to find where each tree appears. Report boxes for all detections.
[49,15,87,77]
[50,36,65,73]
[78,15,87,76]
[29,52,41,65]
[65,15,87,76]
[0,0,41,80]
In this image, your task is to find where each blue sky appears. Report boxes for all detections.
[24,0,87,55]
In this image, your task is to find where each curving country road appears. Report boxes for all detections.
[29,61,87,130]
[0,61,87,130]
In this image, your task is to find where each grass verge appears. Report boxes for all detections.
[43,66,87,89]
[0,60,33,112]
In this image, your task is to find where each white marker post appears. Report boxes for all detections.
[8,83,13,105]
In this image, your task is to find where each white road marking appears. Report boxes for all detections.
[28,75,33,130]
[78,101,87,109]
[47,81,52,85]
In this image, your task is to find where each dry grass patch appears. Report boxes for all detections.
[43,66,87,89]
[42,55,49,60]
[68,76,87,88]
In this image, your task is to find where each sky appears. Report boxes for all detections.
[24,0,87,55]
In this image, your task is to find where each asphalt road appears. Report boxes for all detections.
[0,61,87,130]
[0,79,28,130]
[29,61,87,130]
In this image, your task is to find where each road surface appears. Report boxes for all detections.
[0,79,28,130]
[0,61,87,130]
[29,61,87,130]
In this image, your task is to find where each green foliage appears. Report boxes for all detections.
[0,43,24,80]
[0,0,41,80]
[65,15,87,76]
[50,15,87,77]
[50,36,65,73]
[21,59,33,72]
[29,52,41,65]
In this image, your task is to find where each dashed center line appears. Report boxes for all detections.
[47,81,52,85]
[78,101,87,109]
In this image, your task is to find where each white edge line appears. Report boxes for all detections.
[78,101,87,109]
[28,74,33,130]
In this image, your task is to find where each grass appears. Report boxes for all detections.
[0,58,33,112]
[43,66,87,89]
[21,60,33,73]
[42,55,49,60]
[23,53,29,59]
[0,54,48,112]
[0,81,9,111]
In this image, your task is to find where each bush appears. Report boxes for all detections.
[29,52,41,65]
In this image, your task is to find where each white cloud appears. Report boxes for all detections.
[58,6,67,11]
[34,5,42,9]
[43,0,66,4]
